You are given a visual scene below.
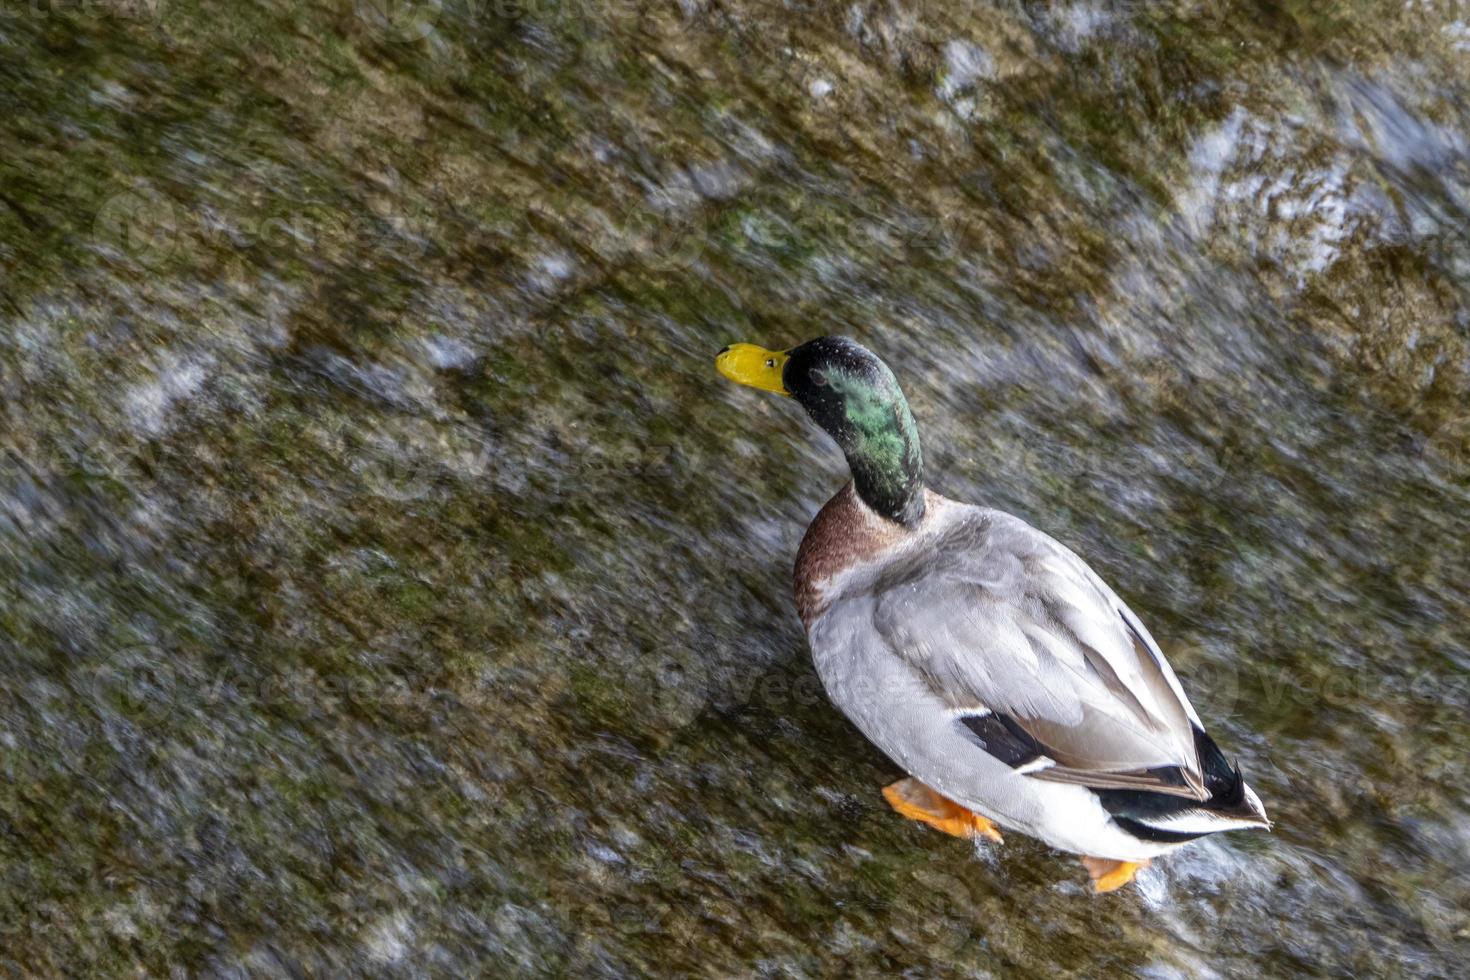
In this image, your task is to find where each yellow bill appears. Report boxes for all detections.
[715,343,790,396]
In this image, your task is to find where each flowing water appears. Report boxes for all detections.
[3,1,1469,976]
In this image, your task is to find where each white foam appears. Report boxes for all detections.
[364,911,413,964]
[938,40,994,102]
[125,355,210,437]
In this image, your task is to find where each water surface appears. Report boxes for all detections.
[2,1,1468,975]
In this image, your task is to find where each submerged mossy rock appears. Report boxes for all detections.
[2,1,1468,975]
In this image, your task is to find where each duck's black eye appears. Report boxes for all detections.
[765,358,776,368]
[810,369,828,387]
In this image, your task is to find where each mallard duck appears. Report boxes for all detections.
[716,336,1269,893]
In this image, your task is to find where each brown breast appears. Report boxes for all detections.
[793,483,924,629]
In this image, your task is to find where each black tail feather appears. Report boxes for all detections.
[1095,728,1263,843]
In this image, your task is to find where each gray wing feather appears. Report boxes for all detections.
[870,509,1208,799]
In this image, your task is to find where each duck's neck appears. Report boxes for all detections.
[837,393,925,528]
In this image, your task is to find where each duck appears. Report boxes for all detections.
[715,336,1270,893]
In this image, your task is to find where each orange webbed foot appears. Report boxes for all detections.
[882,778,1003,843]
[1080,856,1150,893]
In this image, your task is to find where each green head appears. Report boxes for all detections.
[716,336,925,526]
